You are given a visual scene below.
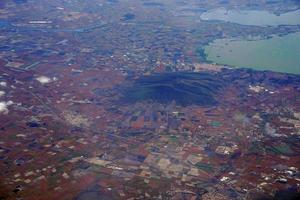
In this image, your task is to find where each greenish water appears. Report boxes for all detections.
[200,8,300,26]
[204,32,300,74]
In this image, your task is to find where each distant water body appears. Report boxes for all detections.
[200,8,300,26]
[204,32,300,74]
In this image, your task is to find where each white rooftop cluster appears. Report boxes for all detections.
[249,85,265,93]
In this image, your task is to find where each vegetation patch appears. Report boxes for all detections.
[122,72,225,106]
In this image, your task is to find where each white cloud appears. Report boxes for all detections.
[0,102,8,114]
[0,82,7,87]
[36,76,51,84]
[0,101,13,114]
[0,91,5,97]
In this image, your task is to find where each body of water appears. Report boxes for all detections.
[200,8,300,26]
[204,32,300,74]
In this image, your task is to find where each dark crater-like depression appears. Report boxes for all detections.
[121,72,226,106]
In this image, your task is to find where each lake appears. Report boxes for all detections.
[200,8,300,26]
[204,32,300,74]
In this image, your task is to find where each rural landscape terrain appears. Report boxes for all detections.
[0,0,299,199]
